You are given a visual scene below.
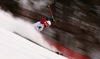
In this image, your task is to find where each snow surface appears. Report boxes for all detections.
[0,27,67,59]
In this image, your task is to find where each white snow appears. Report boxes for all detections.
[0,27,67,59]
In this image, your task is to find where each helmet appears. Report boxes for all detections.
[44,21,51,27]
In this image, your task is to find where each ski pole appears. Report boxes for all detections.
[48,5,55,23]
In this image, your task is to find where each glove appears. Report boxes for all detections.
[52,19,55,23]
[46,18,56,23]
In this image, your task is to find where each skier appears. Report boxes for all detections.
[33,18,55,32]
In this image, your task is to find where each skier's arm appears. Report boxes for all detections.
[41,18,46,24]
[41,18,55,24]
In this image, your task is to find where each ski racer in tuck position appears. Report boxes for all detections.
[33,5,55,32]
[33,18,55,32]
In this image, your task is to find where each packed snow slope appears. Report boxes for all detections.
[0,27,67,59]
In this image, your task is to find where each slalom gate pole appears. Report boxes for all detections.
[48,5,55,23]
